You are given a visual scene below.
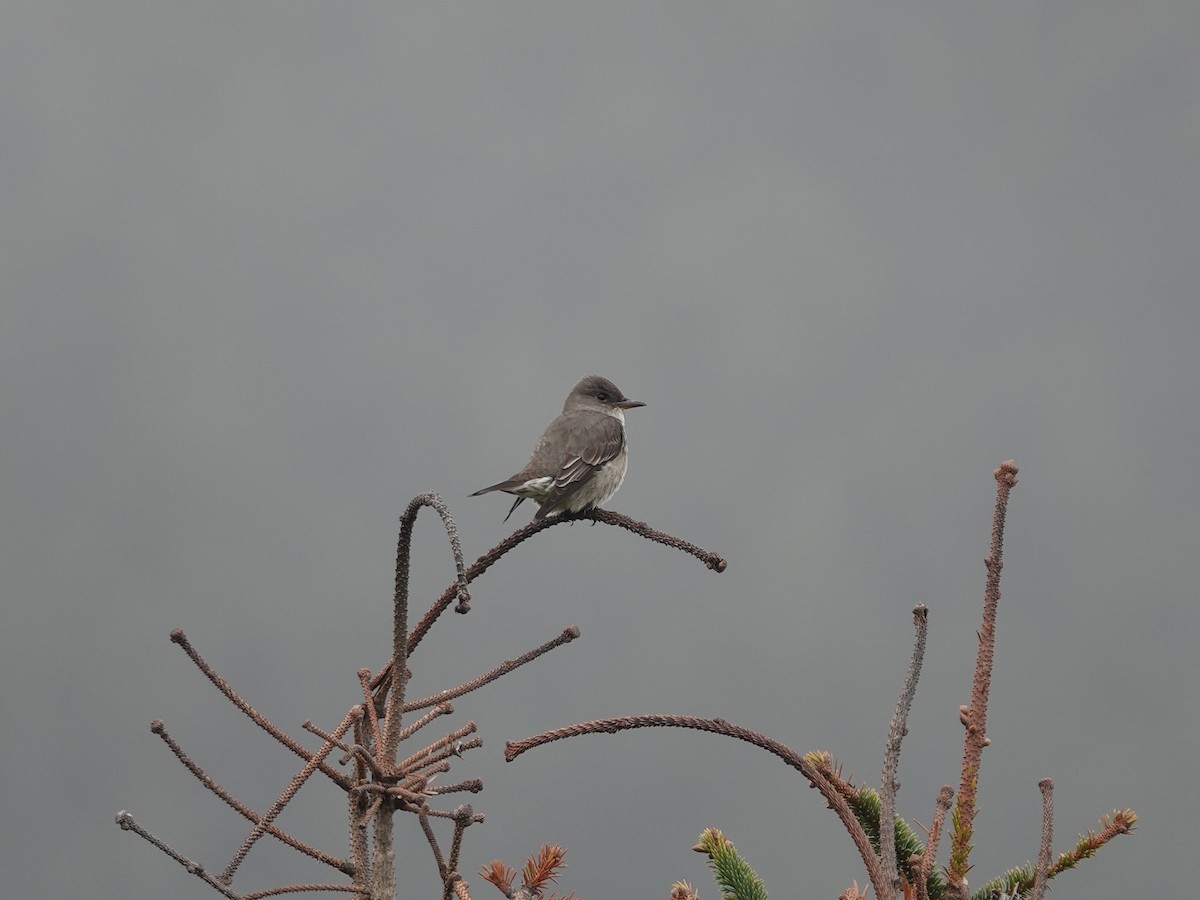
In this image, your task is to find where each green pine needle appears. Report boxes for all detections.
[694,829,768,900]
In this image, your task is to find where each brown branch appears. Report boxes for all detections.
[419,806,449,878]
[386,492,470,765]
[405,627,582,712]
[575,509,728,572]
[947,460,1018,897]
[242,885,359,897]
[374,510,726,695]
[115,811,244,899]
[150,720,352,875]
[506,714,886,898]
[446,805,476,890]
[914,785,953,900]
[357,669,385,762]
[169,630,353,791]
[392,702,456,742]
[422,804,486,823]
[396,722,478,775]
[879,604,929,900]
[426,778,484,796]
[1031,778,1054,900]
[222,706,361,884]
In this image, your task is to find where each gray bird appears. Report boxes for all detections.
[471,375,646,521]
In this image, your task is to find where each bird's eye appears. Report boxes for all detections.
[595,392,609,401]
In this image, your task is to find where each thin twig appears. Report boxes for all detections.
[576,509,728,571]
[1031,779,1054,900]
[404,627,581,712]
[150,721,352,874]
[425,778,484,796]
[915,785,954,900]
[222,706,360,884]
[115,811,244,900]
[304,719,356,755]
[947,460,1018,897]
[879,604,929,900]
[423,805,486,823]
[357,669,385,762]
[419,806,449,878]
[396,722,478,775]
[169,630,352,791]
[446,805,475,885]
[391,702,455,742]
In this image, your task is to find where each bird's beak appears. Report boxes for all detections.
[615,399,646,410]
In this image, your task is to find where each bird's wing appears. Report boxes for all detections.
[536,413,625,517]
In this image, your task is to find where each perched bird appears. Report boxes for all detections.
[471,375,646,521]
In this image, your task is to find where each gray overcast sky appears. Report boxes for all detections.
[3,3,1197,898]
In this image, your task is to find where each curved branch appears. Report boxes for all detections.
[373,509,726,693]
[387,492,470,762]
[505,714,885,898]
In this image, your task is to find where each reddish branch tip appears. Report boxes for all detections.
[150,720,164,733]
[995,460,1019,484]
[169,628,185,642]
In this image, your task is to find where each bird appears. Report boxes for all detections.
[470,375,646,521]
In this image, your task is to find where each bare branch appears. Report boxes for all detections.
[506,714,886,899]
[397,722,478,774]
[392,702,456,742]
[574,509,728,571]
[169,630,352,791]
[419,805,449,878]
[447,805,476,888]
[115,811,244,900]
[242,884,360,897]
[386,492,471,764]
[388,509,726,683]
[151,720,352,874]
[947,460,1018,897]
[222,706,360,884]
[879,604,929,900]
[405,627,581,712]
[1031,779,1054,900]
[357,669,385,762]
